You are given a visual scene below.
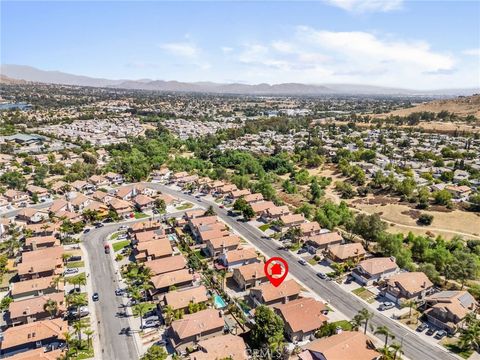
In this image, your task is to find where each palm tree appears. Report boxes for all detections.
[163,305,175,326]
[66,293,88,321]
[358,308,373,335]
[217,270,227,291]
[377,345,395,360]
[286,226,302,246]
[375,325,395,347]
[50,275,64,291]
[68,273,86,292]
[459,320,480,352]
[132,302,151,329]
[389,342,403,360]
[401,300,417,322]
[350,314,364,331]
[72,318,89,342]
[84,328,94,349]
[43,299,58,319]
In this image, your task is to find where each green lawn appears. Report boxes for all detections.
[134,212,149,219]
[308,258,317,265]
[352,287,376,303]
[66,261,85,268]
[194,249,206,260]
[110,232,120,240]
[133,302,157,317]
[443,342,473,359]
[258,223,271,232]
[332,320,353,331]
[71,346,94,360]
[112,240,131,252]
[177,203,194,210]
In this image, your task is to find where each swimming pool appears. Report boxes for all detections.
[167,234,177,242]
[213,294,227,309]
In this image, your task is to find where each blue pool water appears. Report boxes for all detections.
[168,234,177,242]
[213,294,227,309]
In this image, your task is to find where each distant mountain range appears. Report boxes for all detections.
[1,64,478,96]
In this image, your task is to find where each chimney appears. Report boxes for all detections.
[32,240,37,251]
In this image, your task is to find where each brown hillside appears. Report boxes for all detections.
[0,75,27,85]
[383,95,480,118]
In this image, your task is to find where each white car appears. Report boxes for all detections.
[64,268,79,275]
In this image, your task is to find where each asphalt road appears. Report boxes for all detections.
[150,183,458,360]
[80,210,190,360]
[82,223,138,360]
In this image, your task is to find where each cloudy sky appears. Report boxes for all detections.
[2,0,479,89]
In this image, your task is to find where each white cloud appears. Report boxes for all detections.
[223,26,476,89]
[463,48,480,57]
[297,26,454,72]
[325,0,403,12]
[221,46,234,53]
[159,42,199,58]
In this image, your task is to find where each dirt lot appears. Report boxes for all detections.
[353,202,480,240]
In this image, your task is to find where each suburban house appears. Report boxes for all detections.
[109,198,133,219]
[250,279,301,306]
[228,189,251,200]
[4,189,29,206]
[88,174,109,187]
[326,243,366,263]
[232,262,268,291]
[251,201,275,216]
[0,318,67,357]
[306,232,343,251]
[24,236,60,251]
[244,193,263,204]
[48,199,71,214]
[134,239,173,262]
[163,285,209,312]
[4,348,64,360]
[352,257,399,286]
[26,185,50,202]
[144,255,187,276]
[204,235,240,257]
[298,331,379,360]
[151,269,195,296]
[383,272,434,304]
[69,193,92,212]
[168,308,226,353]
[104,172,124,185]
[130,220,163,234]
[15,208,47,224]
[274,297,328,342]
[190,334,248,360]
[279,213,305,231]
[218,248,258,269]
[17,246,64,281]
[133,194,155,211]
[424,291,477,334]
[7,293,66,326]
[299,222,322,238]
[261,205,290,221]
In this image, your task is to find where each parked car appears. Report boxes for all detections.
[298,259,307,266]
[119,225,128,231]
[378,302,395,311]
[94,222,104,228]
[141,319,160,329]
[64,268,79,275]
[68,288,81,295]
[92,292,99,301]
[297,248,308,254]
[44,342,66,352]
[68,306,89,319]
[219,205,224,209]
[434,330,447,339]
[426,327,436,336]
[68,255,82,262]
[115,288,125,296]
[83,228,90,234]
[316,272,328,280]
[416,323,429,332]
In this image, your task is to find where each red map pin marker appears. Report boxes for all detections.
[264,257,289,287]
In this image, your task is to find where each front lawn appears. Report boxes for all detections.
[194,249,206,260]
[134,212,149,219]
[112,240,131,252]
[177,203,194,210]
[67,261,85,269]
[442,339,473,359]
[258,223,271,232]
[352,287,376,303]
[332,320,353,331]
[133,302,157,317]
[308,258,317,265]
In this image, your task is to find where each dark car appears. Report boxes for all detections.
[45,342,66,352]
[94,222,104,228]
[83,228,90,234]
[426,327,436,336]
[92,292,99,301]
[416,323,429,332]
[297,248,308,254]
[115,288,125,296]
[316,272,327,279]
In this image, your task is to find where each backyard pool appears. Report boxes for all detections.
[213,294,227,309]
[167,234,177,242]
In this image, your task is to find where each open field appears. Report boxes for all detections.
[351,201,480,240]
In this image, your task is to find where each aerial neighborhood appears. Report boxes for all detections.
[0,70,479,360]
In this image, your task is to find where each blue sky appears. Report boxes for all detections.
[2,0,479,89]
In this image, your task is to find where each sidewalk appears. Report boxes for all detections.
[80,242,103,360]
